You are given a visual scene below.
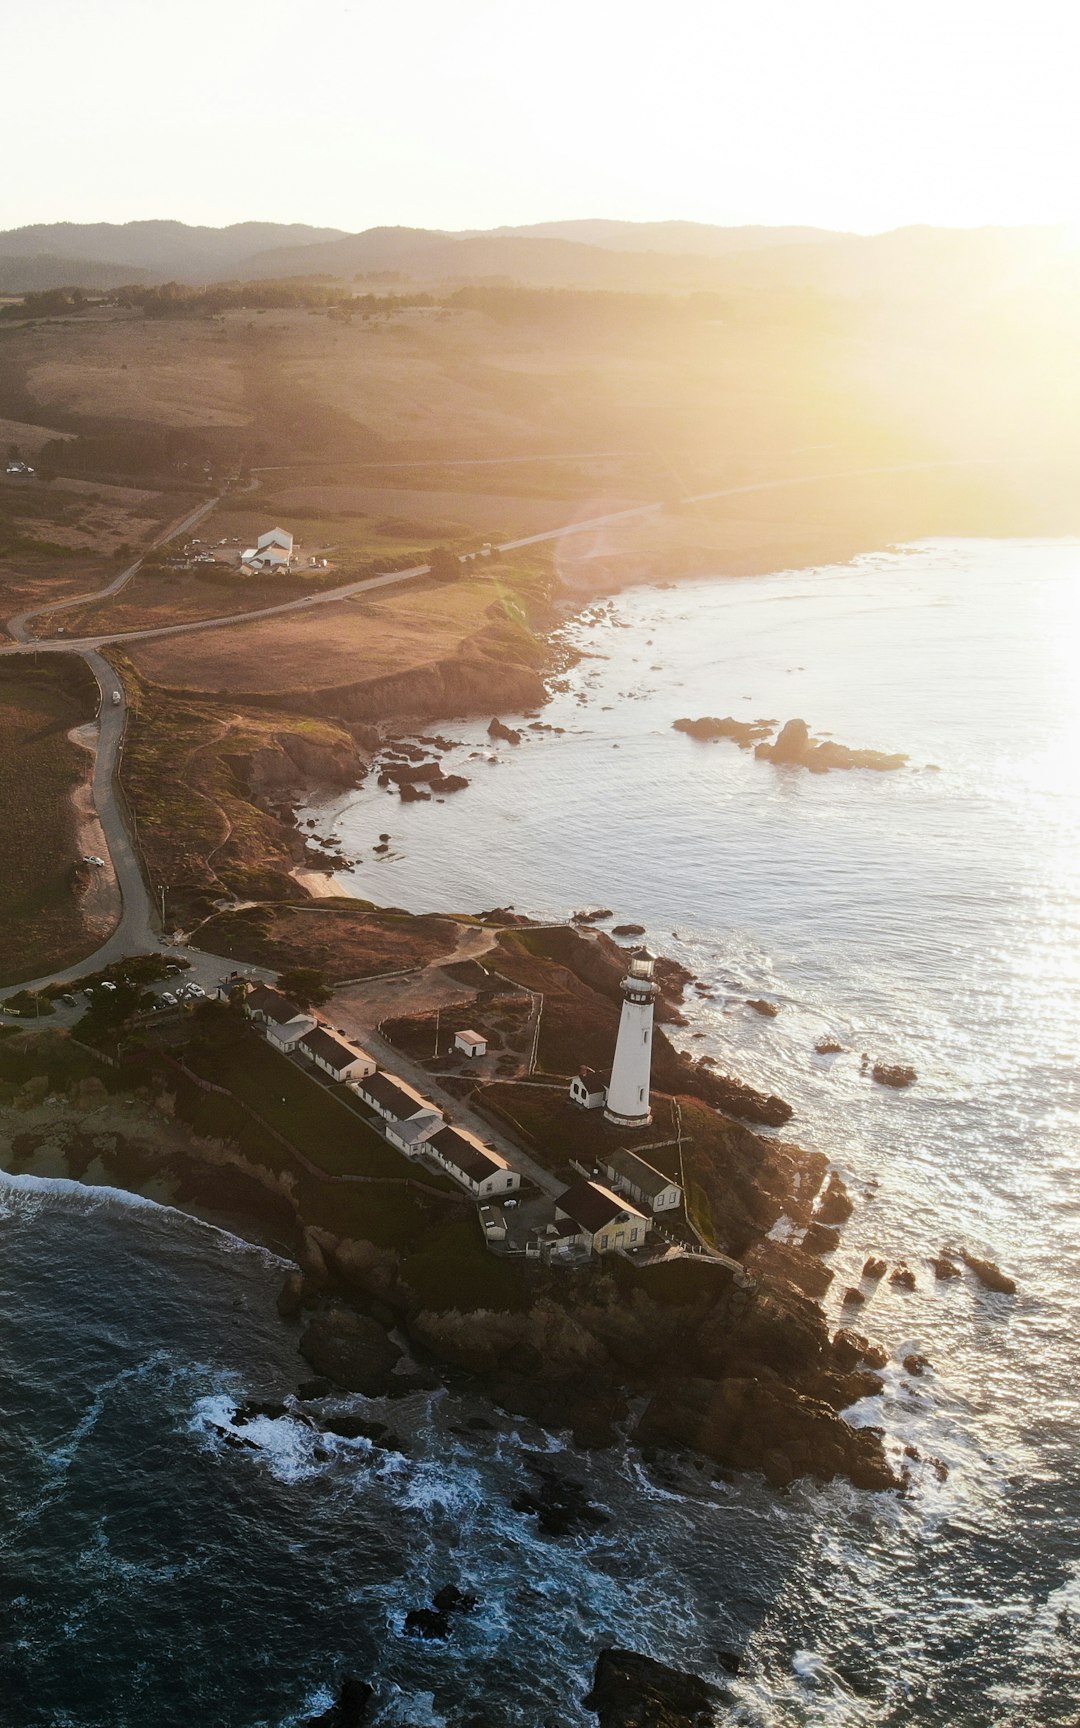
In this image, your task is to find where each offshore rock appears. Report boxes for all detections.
[746,998,780,1017]
[488,717,522,745]
[815,1036,845,1054]
[672,714,774,747]
[957,1249,1017,1294]
[929,1254,962,1280]
[584,1648,725,1728]
[872,1062,917,1089]
[755,717,907,774]
[862,1256,888,1281]
[300,1677,374,1727]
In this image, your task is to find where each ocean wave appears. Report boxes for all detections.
[0,1167,292,1268]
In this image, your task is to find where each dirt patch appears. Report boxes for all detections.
[195,904,461,982]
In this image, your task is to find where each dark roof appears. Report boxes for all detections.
[556,1178,644,1235]
[359,1070,428,1118]
[604,1149,678,1200]
[246,985,306,1024]
[428,1125,505,1183]
[300,1026,362,1071]
[575,1066,609,1090]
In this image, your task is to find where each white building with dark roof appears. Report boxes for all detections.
[599,1148,682,1214]
[554,1178,648,1255]
[244,985,317,1050]
[298,1026,375,1084]
[569,1066,608,1110]
[425,1124,520,1199]
[354,1070,438,1126]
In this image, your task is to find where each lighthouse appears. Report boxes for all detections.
[604,949,657,1126]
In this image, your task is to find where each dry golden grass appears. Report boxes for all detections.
[128,573,501,693]
[23,318,247,428]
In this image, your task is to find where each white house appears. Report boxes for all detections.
[425,1124,520,1198]
[244,985,317,1051]
[454,1029,487,1059]
[242,527,294,572]
[554,1179,649,1255]
[384,1109,445,1155]
[599,1148,682,1214]
[569,1066,608,1110]
[298,1026,375,1084]
[354,1070,438,1126]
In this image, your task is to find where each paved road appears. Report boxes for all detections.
[8,493,224,644]
[0,457,988,660]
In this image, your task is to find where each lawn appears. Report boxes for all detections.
[0,658,104,983]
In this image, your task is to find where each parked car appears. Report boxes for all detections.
[160,992,177,1007]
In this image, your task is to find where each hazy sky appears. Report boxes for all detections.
[5,0,1078,234]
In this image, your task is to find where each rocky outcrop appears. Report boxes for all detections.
[488,716,522,745]
[584,1649,725,1728]
[300,1677,373,1727]
[298,1309,402,1395]
[746,998,779,1018]
[674,1054,792,1127]
[814,1036,844,1054]
[872,1062,917,1089]
[673,714,774,747]
[755,717,907,774]
[929,1254,962,1280]
[636,1376,897,1491]
[247,731,366,796]
[957,1249,1017,1294]
[815,1173,854,1225]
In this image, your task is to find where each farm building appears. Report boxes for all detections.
[242,527,294,572]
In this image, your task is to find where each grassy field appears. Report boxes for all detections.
[0,475,200,622]
[125,563,540,696]
[0,658,103,983]
[196,904,461,980]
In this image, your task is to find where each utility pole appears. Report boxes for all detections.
[433,1006,441,1058]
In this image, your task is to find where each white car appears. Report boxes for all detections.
[187,983,206,998]
[160,992,177,1007]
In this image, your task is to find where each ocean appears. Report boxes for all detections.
[4,538,1079,1725]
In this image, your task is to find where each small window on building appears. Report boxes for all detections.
[600,1234,609,1249]
[631,1228,639,1242]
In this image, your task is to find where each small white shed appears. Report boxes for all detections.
[454,1029,487,1058]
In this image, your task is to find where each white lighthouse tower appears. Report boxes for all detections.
[604,949,657,1126]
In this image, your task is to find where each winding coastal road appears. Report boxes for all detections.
[0,453,985,1005]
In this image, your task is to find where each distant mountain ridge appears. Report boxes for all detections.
[0,217,1069,300]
